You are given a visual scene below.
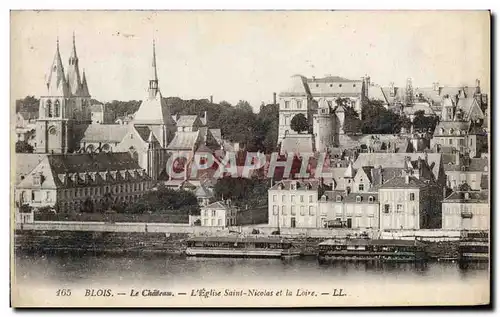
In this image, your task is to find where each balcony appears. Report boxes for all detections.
[461,211,473,219]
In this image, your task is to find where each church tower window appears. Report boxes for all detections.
[47,100,53,118]
[54,100,60,117]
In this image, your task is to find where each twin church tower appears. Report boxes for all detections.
[35,34,92,154]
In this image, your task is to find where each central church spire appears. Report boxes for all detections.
[67,32,82,95]
[149,40,159,98]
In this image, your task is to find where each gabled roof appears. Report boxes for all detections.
[270,179,320,191]
[15,153,47,185]
[195,183,214,198]
[209,129,222,144]
[133,91,177,126]
[343,162,356,178]
[80,70,90,97]
[81,124,128,143]
[456,97,484,121]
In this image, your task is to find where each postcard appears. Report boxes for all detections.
[10,10,490,307]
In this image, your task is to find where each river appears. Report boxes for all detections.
[13,253,490,306]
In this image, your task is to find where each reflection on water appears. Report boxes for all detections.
[14,253,489,289]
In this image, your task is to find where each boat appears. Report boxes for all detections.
[458,231,489,262]
[185,236,294,258]
[317,238,427,263]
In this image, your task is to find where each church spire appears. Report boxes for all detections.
[149,40,159,98]
[67,32,82,95]
[46,37,68,96]
[80,69,90,97]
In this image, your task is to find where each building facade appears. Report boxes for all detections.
[442,191,489,230]
[200,200,238,227]
[268,180,319,228]
[15,153,152,213]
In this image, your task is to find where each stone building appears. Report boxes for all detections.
[442,191,489,230]
[277,75,368,153]
[268,179,319,228]
[199,200,238,227]
[15,152,151,213]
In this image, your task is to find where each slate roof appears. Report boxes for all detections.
[15,153,47,185]
[433,121,470,137]
[202,201,235,210]
[46,152,142,174]
[167,131,199,151]
[480,174,489,190]
[270,179,320,191]
[353,153,442,181]
[402,102,435,116]
[378,176,430,189]
[444,191,488,203]
[307,76,363,97]
[343,192,379,204]
[279,75,311,97]
[134,126,154,142]
[468,158,488,172]
[176,115,199,127]
[81,124,128,143]
[280,135,314,154]
[209,129,222,144]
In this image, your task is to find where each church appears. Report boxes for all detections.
[34,35,222,180]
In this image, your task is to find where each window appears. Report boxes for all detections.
[31,191,35,201]
[54,100,60,117]
[273,205,278,215]
[336,195,342,202]
[212,210,216,217]
[130,133,134,139]
[291,182,297,190]
[339,84,342,87]
[309,195,313,203]
[397,204,403,213]
[292,206,297,215]
[309,206,315,216]
[32,175,41,186]
[353,84,356,87]
[281,195,285,203]
[459,139,465,146]
[272,195,277,202]
[448,139,452,145]
[218,219,222,226]
[300,195,304,203]
[356,196,362,203]
[358,184,364,192]
[47,100,52,117]
[300,206,305,216]
[368,196,374,203]
[203,219,208,226]
[297,100,302,109]
[291,195,295,203]
[281,205,286,215]
[384,204,390,213]
[211,219,215,226]
[410,193,415,201]
[285,101,290,109]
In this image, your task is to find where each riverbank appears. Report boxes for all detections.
[14,229,463,260]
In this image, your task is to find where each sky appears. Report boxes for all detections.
[11,11,490,112]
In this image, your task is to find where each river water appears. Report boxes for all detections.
[13,253,490,306]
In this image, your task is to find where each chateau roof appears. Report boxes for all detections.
[279,75,311,97]
[167,131,199,151]
[307,76,363,97]
[15,153,47,185]
[176,115,199,127]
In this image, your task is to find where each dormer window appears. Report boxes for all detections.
[356,195,362,203]
[449,128,454,134]
[290,182,297,190]
[336,195,342,202]
[296,100,302,109]
[32,174,41,186]
[368,196,374,203]
[440,128,444,135]
[464,193,470,200]
[321,195,327,201]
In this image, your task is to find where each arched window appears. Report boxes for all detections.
[86,144,95,153]
[101,144,110,152]
[368,196,374,203]
[449,128,454,135]
[356,195,362,203]
[46,100,52,118]
[54,100,60,117]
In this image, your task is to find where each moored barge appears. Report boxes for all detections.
[185,236,294,258]
[318,238,427,263]
[459,231,489,262]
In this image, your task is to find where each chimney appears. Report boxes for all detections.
[210,95,213,103]
[273,92,277,105]
[204,110,208,123]
[455,151,460,166]
[475,79,481,95]
[405,174,410,184]
[389,82,395,97]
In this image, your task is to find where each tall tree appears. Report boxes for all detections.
[290,113,309,134]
